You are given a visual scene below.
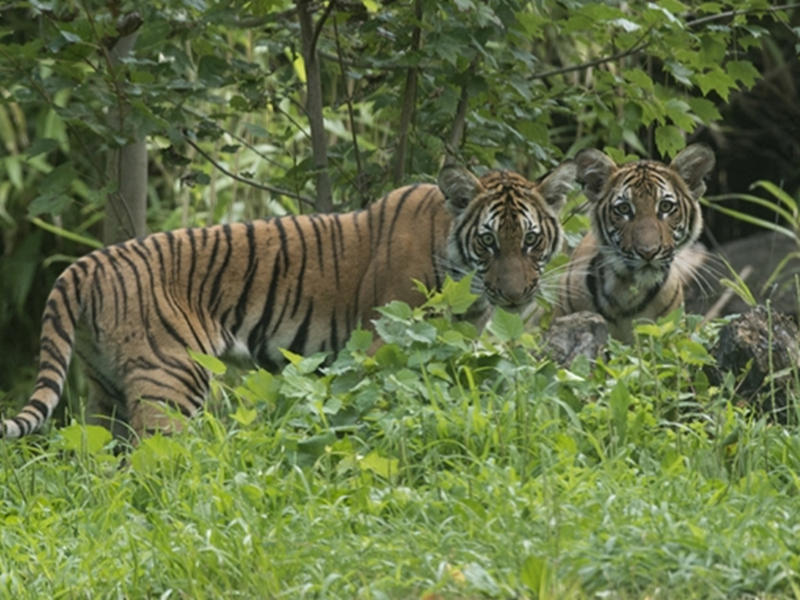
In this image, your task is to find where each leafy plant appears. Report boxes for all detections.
[703,181,800,295]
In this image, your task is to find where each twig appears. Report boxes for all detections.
[183,135,316,208]
[703,264,754,323]
[687,3,800,28]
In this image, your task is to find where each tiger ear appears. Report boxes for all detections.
[438,165,483,213]
[670,143,715,199]
[575,148,617,203]
[537,160,577,213]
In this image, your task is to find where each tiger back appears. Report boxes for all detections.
[2,162,576,440]
[556,144,715,342]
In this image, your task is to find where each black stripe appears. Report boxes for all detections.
[274,218,290,274]
[248,253,282,358]
[385,185,417,270]
[290,217,307,318]
[33,376,61,395]
[586,253,615,324]
[231,223,259,337]
[197,227,222,314]
[287,300,314,356]
[208,224,234,316]
[11,416,31,435]
[309,215,325,272]
[331,213,344,284]
[186,228,198,307]
[29,399,51,418]
[41,310,72,347]
[329,309,339,353]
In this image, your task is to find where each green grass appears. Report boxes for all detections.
[2,298,800,599]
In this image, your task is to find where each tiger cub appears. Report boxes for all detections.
[556,144,715,343]
[3,162,576,440]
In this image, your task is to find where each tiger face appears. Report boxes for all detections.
[556,144,715,342]
[438,164,577,316]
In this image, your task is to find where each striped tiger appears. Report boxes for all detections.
[556,144,715,343]
[2,162,576,440]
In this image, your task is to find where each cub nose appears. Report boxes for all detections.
[637,246,659,262]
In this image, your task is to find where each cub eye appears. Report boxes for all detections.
[614,202,632,216]
[658,199,675,214]
[479,232,495,247]
[524,231,539,246]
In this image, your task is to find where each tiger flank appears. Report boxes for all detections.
[556,144,715,343]
[3,162,576,440]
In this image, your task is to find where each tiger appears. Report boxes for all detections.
[555,143,715,343]
[2,161,577,440]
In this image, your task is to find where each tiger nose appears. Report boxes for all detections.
[637,246,659,262]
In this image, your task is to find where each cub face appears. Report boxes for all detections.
[576,143,715,285]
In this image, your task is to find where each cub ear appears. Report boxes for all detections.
[670,143,716,200]
[574,148,617,204]
[438,165,483,213]
[537,160,577,213]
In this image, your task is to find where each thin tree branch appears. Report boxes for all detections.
[183,135,316,209]
[530,4,800,81]
[310,0,336,59]
[687,3,800,29]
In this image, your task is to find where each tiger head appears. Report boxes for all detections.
[437,162,576,313]
[575,144,715,285]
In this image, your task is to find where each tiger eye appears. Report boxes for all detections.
[524,231,539,246]
[480,232,495,247]
[614,202,632,216]
[658,199,675,214]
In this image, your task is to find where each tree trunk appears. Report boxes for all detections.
[104,25,147,244]
[393,0,423,185]
[297,0,333,213]
[443,83,470,167]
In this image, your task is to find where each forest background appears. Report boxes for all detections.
[0,0,798,402]
[1,2,800,599]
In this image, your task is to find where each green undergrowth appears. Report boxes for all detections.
[2,283,800,599]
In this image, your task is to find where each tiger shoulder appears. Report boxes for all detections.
[3,161,576,440]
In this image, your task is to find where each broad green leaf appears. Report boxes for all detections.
[726,60,760,88]
[39,163,76,195]
[346,328,374,352]
[664,98,694,131]
[441,274,479,315]
[376,300,413,322]
[188,348,227,375]
[25,137,58,158]
[623,68,654,92]
[654,125,685,158]
[28,194,72,217]
[694,68,737,101]
[359,451,399,479]
[687,97,722,123]
[488,308,524,342]
[57,424,113,455]
[230,406,258,426]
